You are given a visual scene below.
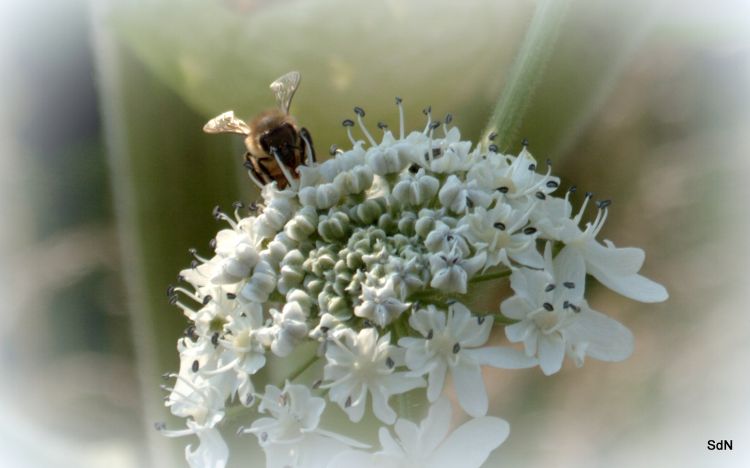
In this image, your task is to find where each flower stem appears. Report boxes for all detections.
[470,269,511,283]
[481,0,571,150]
[287,353,319,383]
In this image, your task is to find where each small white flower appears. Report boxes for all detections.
[428,248,486,294]
[399,303,536,417]
[243,382,367,468]
[438,175,491,213]
[322,328,424,424]
[329,397,509,468]
[460,203,543,269]
[160,418,229,468]
[501,244,634,375]
[354,278,410,327]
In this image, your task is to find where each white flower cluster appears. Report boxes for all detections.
[159,101,667,468]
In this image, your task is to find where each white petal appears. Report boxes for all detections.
[583,241,667,302]
[500,296,531,320]
[185,428,228,468]
[427,363,448,401]
[466,346,538,369]
[539,334,565,375]
[565,307,634,362]
[431,416,510,468]
[371,388,397,424]
[419,397,453,454]
[451,361,488,417]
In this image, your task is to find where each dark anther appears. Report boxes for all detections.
[246,394,255,406]
[408,163,420,173]
[446,235,454,241]
[528,163,537,171]
[312,379,322,389]
[154,422,166,431]
[445,113,454,125]
[166,284,176,297]
[202,295,212,305]
[427,329,434,340]
[488,144,498,153]
[232,201,244,210]
[209,238,217,249]
[177,274,185,283]
[563,282,575,289]
[342,119,354,127]
[190,260,199,269]
[546,180,559,188]
[329,144,338,156]
[585,191,593,198]
[488,131,497,141]
[192,360,199,372]
[568,185,577,194]
[188,247,198,256]
[535,192,546,200]
[184,325,197,341]
[493,222,506,230]
[226,292,237,300]
[477,315,486,325]
[546,158,552,167]
[353,106,365,117]
[260,432,268,442]
[523,227,538,235]
[386,357,395,369]
[452,343,461,354]
[395,96,403,104]
[432,147,442,157]
[345,396,352,408]
[422,106,432,115]
[429,121,441,130]
[545,284,556,292]
[571,303,581,313]
[212,205,223,220]
[596,199,612,209]
[248,202,259,212]
[563,300,570,309]
[211,332,219,346]
[466,197,474,209]
[522,138,529,147]
[543,302,554,311]
[168,294,178,305]
[424,152,430,162]
[320,326,330,334]
[497,186,509,194]
[377,121,388,130]
[363,319,374,328]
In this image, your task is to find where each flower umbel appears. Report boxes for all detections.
[161,98,667,467]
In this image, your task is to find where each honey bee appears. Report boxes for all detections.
[203,71,315,189]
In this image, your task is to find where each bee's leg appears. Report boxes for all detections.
[300,127,316,165]
[243,153,269,189]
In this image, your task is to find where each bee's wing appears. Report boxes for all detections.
[269,71,301,115]
[203,111,251,135]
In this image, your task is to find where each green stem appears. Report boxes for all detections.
[286,353,319,383]
[482,0,571,150]
[470,269,511,283]
[489,313,520,325]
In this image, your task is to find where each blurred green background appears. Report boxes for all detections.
[1,0,748,466]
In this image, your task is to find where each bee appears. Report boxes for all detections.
[203,71,315,189]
